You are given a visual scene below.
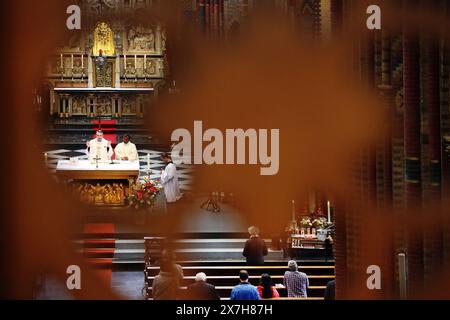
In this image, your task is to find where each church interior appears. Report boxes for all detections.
[1,0,450,302]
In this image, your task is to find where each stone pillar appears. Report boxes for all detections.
[422,0,443,289]
[88,53,93,88]
[156,24,162,54]
[330,0,343,36]
[115,54,121,88]
[403,0,423,297]
[423,36,441,201]
[49,89,55,115]
[378,29,393,208]
[440,2,450,264]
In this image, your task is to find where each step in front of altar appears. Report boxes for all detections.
[113,247,285,261]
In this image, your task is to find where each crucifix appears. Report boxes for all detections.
[93,155,101,169]
[96,107,103,130]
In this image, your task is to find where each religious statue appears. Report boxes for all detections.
[72,96,87,115]
[145,60,156,75]
[125,61,136,77]
[93,183,106,204]
[72,59,85,75]
[103,184,113,204]
[128,25,155,52]
[93,22,115,56]
[72,182,128,206]
[121,97,137,115]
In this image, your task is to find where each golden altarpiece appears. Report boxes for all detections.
[44,1,168,207]
[43,1,168,119]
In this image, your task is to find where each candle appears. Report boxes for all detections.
[71,54,74,69]
[147,153,150,171]
[60,54,63,68]
[144,54,146,70]
[44,153,48,167]
[124,54,127,69]
[327,201,331,223]
[134,54,137,69]
[291,200,295,222]
[81,54,84,68]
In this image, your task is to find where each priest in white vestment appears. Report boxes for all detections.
[86,130,113,162]
[160,153,182,203]
[114,134,139,161]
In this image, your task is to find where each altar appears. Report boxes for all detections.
[287,235,333,261]
[56,160,140,206]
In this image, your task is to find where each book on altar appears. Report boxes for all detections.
[69,157,79,165]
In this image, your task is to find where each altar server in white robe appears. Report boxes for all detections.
[86,130,113,162]
[160,153,182,203]
[114,134,139,161]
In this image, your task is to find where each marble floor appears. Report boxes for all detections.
[44,148,194,191]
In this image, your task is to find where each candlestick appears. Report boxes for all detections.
[291,200,295,222]
[327,201,331,223]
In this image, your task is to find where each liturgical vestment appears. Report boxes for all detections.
[161,162,182,203]
[86,138,113,162]
[114,142,139,161]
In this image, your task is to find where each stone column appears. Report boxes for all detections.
[379,30,392,207]
[115,54,121,88]
[156,24,162,54]
[403,0,423,297]
[422,0,443,289]
[330,0,343,36]
[88,53,93,88]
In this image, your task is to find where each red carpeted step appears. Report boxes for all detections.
[83,223,115,235]
[93,268,113,286]
[87,258,114,267]
[82,223,116,287]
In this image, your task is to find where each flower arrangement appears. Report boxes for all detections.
[311,217,326,229]
[128,178,161,210]
[300,217,313,228]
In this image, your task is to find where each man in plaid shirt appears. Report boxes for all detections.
[283,260,309,298]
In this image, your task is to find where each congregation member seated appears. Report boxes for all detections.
[152,259,181,300]
[283,260,309,298]
[230,270,260,300]
[242,226,268,265]
[186,272,221,300]
[160,249,183,281]
[152,250,184,300]
[257,273,280,299]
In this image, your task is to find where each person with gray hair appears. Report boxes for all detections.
[243,226,268,265]
[186,272,220,300]
[283,260,309,298]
